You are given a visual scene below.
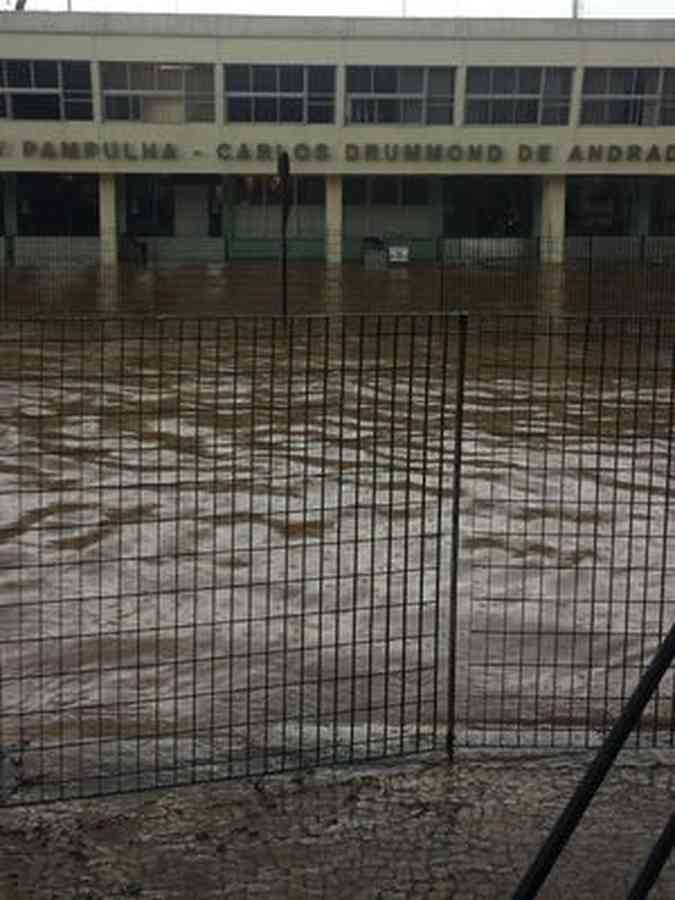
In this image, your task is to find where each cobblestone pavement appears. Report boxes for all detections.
[1,751,675,899]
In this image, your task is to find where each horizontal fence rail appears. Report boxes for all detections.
[0,314,465,804]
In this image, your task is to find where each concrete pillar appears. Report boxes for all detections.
[540,175,566,263]
[98,173,118,267]
[3,174,18,235]
[325,174,343,266]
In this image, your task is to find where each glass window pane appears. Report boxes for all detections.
[517,68,541,94]
[62,61,91,90]
[344,176,367,205]
[427,102,452,124]
[253,65,276,92]
[493,68,516,94]
[609,68,634,94]
[157,66,183,91]
[186,99,214,122]
[254,96,277,122]
[236,176,262,206]
[580,100,605,124]
[663,69,675,96]
[635,69,659,94]
[64,100,93,120]
[130,63,155,91]
[227,96,252,122]
[101,62,128,90]
[186,64,214,93]
[544,68,572,97]
[7,61,31,88]
[350,98,375,123]
[346,66,371,93]
[225,65,250,92]
[402,177,428,205]
[466,67,490,94]
[399,67,423,93]
[515,99,538,122]
[661,103,675,125]
[34,61,58,88]
[493,99,514,123]
[0,64,5,89]
[541,103,569,125]
[279,96,303,121]
[308,66,334,93]
[105,95,131,120]
[11,93,60,120]
[428,66,454,95]
[371,177,398,205]
[279,65,303,92]
[401,98,422,122]
[374,66,397,93]
[608,99,630,123]
[307,101,333,123]
[583,68,607,94]
[377,98,399,123]
[465,99,489,123]
[0,95,6,117]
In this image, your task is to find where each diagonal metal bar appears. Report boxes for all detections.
[511,617,675,900]
[626,808,675,900]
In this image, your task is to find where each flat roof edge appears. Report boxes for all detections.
[2,12,675,41]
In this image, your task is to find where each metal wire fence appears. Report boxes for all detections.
[460,316,675,749]
[0,314,465,804]
[1,310,675,806]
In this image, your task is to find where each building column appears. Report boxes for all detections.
[99,173,118,266]
[540,175,566,263]
[325,174,343,266]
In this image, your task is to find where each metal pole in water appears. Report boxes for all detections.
[278,151,291,318]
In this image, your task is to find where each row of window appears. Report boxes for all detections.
[2,60,675,127]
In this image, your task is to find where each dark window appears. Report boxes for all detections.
[344,177,367,205]
[224,63,335,124]
[225,65,249,92]
[34,61,58,88]
[401,177,429,205]
[7,61,31,88]
[11,93,60,119]
[371,177,398,205]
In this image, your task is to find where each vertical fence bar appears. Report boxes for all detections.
[446,312,467,760]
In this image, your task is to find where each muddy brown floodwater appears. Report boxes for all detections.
[0,261,674,803]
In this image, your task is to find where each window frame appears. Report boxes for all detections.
[345,65,454,126]
[100,61,215,124]
[224,64,335,125]
[580,67,662,126]
[464,66,572,126]
[0,59,93,121]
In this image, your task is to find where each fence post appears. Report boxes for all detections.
[446,311,467,761]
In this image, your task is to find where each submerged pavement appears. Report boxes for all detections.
[1,750,675,899]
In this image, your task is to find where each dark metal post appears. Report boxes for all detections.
[627,810,675,900]
[511,616,675,900]
[586,235,593,321]
[278,151,292,318]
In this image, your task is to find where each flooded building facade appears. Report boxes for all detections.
[1,13,675,265]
